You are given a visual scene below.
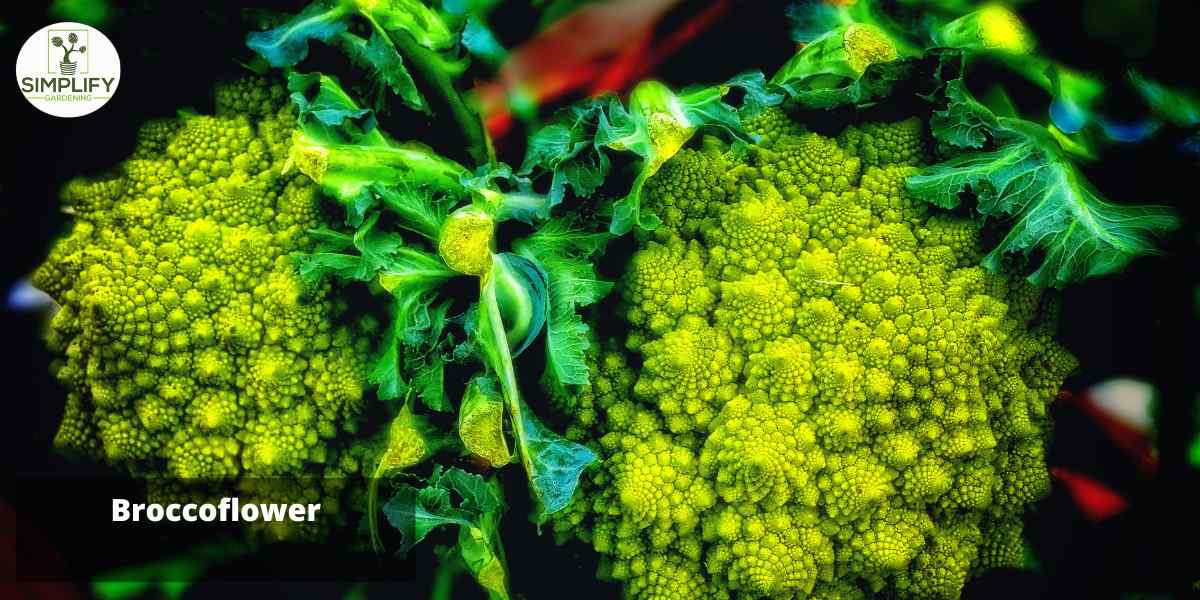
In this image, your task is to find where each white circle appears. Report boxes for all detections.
[15,22,121,118]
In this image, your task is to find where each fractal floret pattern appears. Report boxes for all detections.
[34,77,382,540]
[553,108,1076,599]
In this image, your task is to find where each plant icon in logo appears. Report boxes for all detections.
[51,32,86,75]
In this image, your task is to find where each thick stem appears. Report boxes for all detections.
[386,28,492,166]
[430,560,457,600]
[479,275,532,478]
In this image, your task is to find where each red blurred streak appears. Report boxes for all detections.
[481,57,605,142]
[587,30,654,96]
[591,0,733,95]
[478,0,734,140]
[485,109,515,141]
[504,0,681,88]
[1050,467,1129,522]
[1058,390,1158,476]
[476,0,682,135]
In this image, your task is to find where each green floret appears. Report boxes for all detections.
[640,147,732,239]
[742,107,806,147]
[621,237,716,336]
[699,395,822,509]
[713,269,798,352]
[214,75,289,119]
[701,180,810,278]
[633,316,742,434]
[752,131,861,194]
[703,504,834,597]
[805,190,872,250]
[551,110,1074,600]
[33,76,379,542]
[974,516,1026,571]
[838,117,928,168]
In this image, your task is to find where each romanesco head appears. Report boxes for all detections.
[34,76,378,542]
[554,113,1074,599]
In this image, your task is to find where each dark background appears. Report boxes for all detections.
[3,1,1198,598]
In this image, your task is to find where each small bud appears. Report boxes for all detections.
[438,207,494,276]
[843,24,899,76]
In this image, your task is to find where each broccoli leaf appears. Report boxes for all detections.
[351,212,406,276]
[336,30,427,113]
[370,299,456,410]
[438,466,505,516]
[512,398,597,520]
[376,250,458,329]
[929,78,999,151]
[369,328,408,402]
[295,213,404,283]
[522,75,769,234]
[287,71,379,142]
[604,78,769,234]
[464,163,552,224]
[772,22,896,88]
[670,79,771,147]
[1128,70,1200,128]
[365,248,457,402]
[786,0,848,43]
[519,98,613,206]
[908,117,1178,287]
[440,1,508,72]
[285,74,468,225]
[1044,67,1105,135]
[410,352,449,412]
[725,70,786,120]
[357,0,457,52]
[477,268,596,520]
[382,466,509,600]
[512,219,612,395]
[375,184,453,242]
[246,1,353,67]
[250,0,467,118]
[382,466,498,551]
[370,292,451,403]
[777,55,916,110]
[290,134,468,225]
[294,253,362,286]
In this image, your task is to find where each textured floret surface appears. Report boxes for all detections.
[34,77,382,541]
[551,108,1075,600]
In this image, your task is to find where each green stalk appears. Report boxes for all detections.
[430,561,457,600]
[368,460,386,552]
[384,27,492,166]
[479,273,532,479]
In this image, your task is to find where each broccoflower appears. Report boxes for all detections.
[553,108,1076,599]
[34,77,384,541]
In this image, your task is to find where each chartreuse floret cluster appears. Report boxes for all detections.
[552,108,1076,599]
[34,77,384,540]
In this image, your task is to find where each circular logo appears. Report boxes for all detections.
[15,22,121,118]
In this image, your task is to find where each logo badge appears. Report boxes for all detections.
[16,22,120,118]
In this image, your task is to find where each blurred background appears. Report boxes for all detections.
[3,1,1198,598]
